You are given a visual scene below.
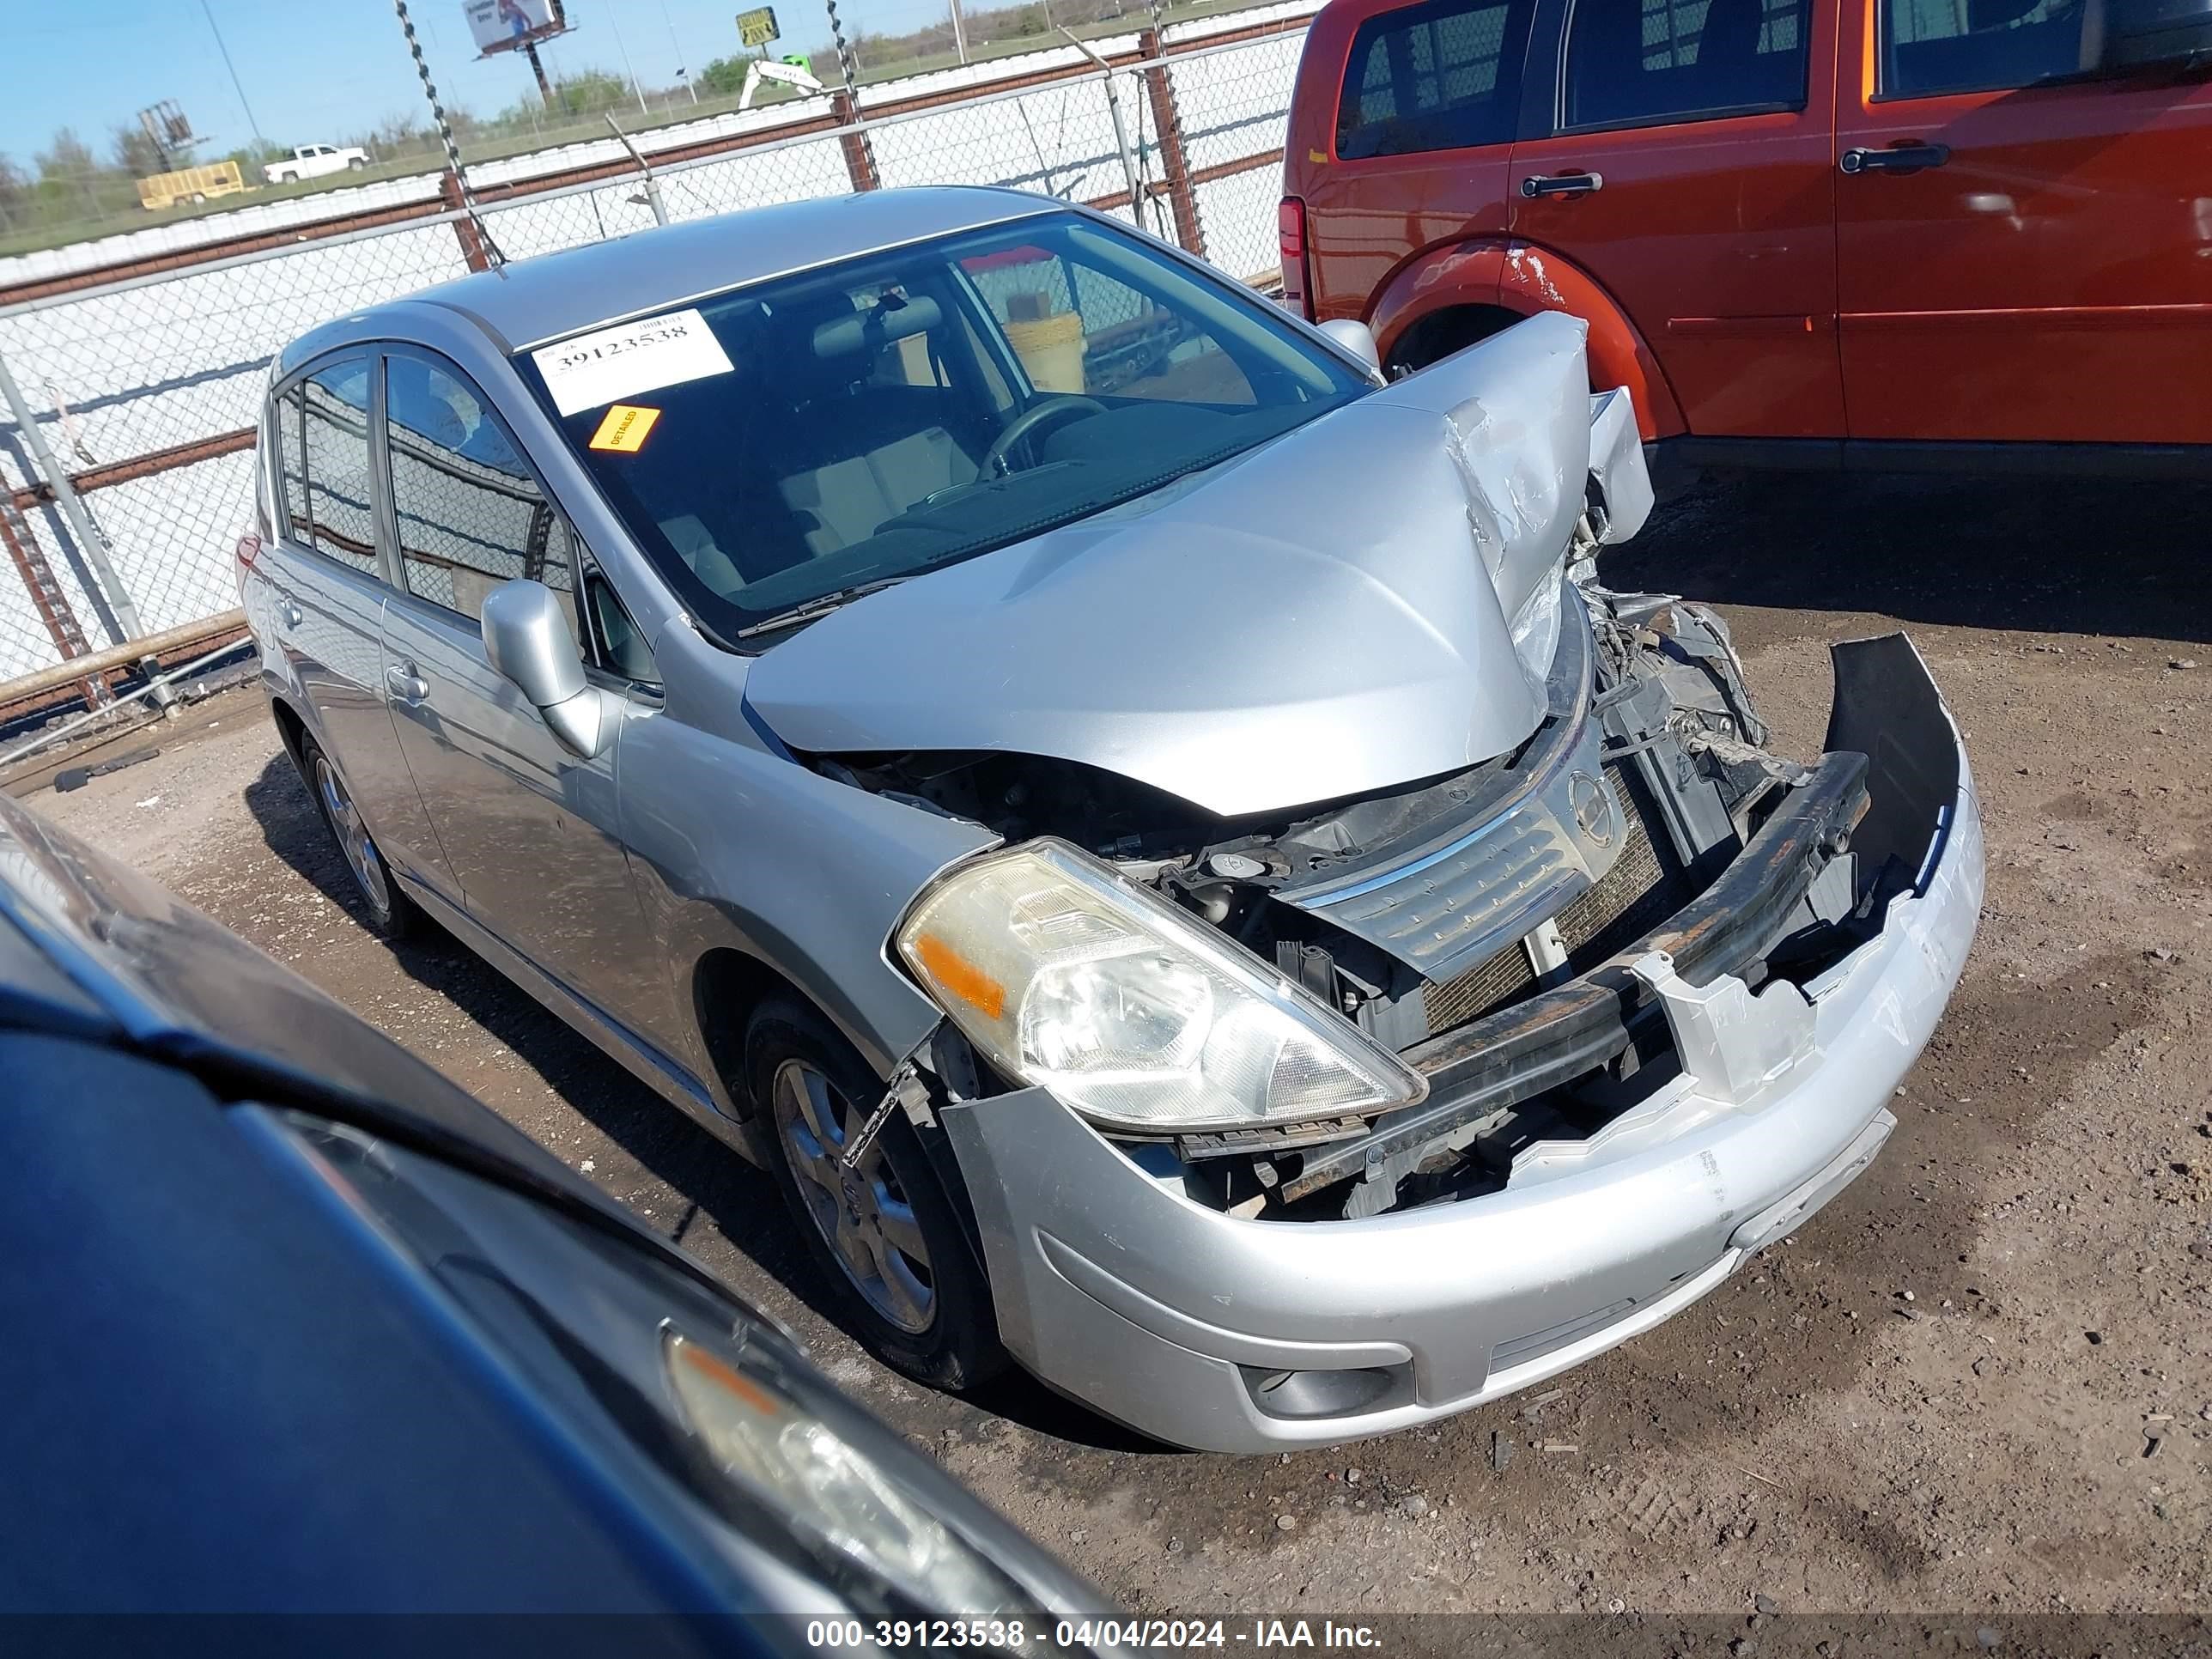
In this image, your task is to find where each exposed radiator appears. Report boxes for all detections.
[1419,762,1689,1035]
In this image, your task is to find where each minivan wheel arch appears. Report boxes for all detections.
[1383,303,1523,377]
[1367,238,1687,440]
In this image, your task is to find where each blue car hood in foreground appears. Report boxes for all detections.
[743,313,1596,818]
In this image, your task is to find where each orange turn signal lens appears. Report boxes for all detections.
[910,932,1006,1020]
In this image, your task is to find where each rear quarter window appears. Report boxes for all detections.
[1335,0,1534,159]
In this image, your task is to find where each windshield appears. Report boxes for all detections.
[519,212,1370,637]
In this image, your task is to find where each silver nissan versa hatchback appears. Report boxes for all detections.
[244,188,1983,1454]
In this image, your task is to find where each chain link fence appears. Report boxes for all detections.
[0,1,1314,721]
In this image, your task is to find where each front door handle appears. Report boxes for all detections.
[1840,142,1950,176]
[282,602,303,629]
[1520,171,1604,198]
[384,662,428,704]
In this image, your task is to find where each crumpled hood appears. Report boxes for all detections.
[744,312,1595,818]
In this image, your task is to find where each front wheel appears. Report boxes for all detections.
[747,1000,1006,1390]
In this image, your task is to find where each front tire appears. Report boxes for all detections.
[297,732,421,942]
[746,999,1006,1391]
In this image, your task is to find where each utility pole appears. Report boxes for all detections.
[656,0,699,102]
[198,0,267,151]
[605,3,652,115]
[949,0,969,64]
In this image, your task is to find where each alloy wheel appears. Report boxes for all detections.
[771,1058,936,1334]
[312,753,391,918]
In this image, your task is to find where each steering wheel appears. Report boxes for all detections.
[980,394,1108,477]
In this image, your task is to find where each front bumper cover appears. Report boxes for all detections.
[939,635,1983,1453]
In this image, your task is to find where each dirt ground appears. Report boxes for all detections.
[16,471,2210,1623]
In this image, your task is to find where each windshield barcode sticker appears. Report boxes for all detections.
[531,309,733,416]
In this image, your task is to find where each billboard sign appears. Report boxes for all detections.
[737,6,781,46]
[465,0,566,56]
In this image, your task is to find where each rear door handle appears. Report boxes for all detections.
[385,662,428,704]
[282,602,303,629]
[1520,171,1604,198]
[1839,142,1950,176]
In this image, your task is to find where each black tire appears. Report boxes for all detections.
[746,999,1006,1391]
[295,732,422,943]
[348,157,366,170]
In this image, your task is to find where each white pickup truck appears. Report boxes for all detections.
[264,144,370,185]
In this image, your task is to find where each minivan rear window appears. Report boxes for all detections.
[1335,0,1533,159]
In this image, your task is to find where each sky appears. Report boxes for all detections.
[2,0,964,166]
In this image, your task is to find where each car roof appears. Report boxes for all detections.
[281,186,1061,374]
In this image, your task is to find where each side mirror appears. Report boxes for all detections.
[1317,318,1383,377]
[481,579,615,759]
[2100,0,2212,68]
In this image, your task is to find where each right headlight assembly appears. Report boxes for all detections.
[895,839,1425,1133]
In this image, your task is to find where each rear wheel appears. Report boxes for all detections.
[747,999,1006,1390]
[298,733,420,942]
[347,157,366,171]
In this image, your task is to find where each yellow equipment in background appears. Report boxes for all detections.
[137,161,250,212]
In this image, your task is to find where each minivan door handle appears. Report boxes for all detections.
[384,662,428,704]
[1520,171,1604,198]
[1839,142,1950,176]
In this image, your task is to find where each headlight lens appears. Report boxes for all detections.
[896,840,1425,1132]
[664,1329,1019,1613]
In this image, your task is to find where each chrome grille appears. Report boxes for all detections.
[1419,764,1683,1034]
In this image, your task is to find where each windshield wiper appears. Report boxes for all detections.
[734,577,904,639]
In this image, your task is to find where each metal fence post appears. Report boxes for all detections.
[1060,30,1158,240]
[830,91,881,191]
[825,0,881,190]
[1139,27,1205,259]
[0,349,146,648]
[0,493,108,708]
[439,170,496,272]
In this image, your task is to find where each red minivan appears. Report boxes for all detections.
[1281,0,2212,474]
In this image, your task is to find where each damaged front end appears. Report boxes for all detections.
[767,313,1983,1452]
[869,571,1962,1227]
[796,315,1975,1227]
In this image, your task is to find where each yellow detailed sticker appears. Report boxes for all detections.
[1309,149,1327,163]
[589,404,661,453]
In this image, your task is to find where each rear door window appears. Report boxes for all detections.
[1335,0,1534,159]
[1561,0,1811,131]
[299,358,380,578]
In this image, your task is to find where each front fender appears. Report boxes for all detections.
[623,630,998,1093]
